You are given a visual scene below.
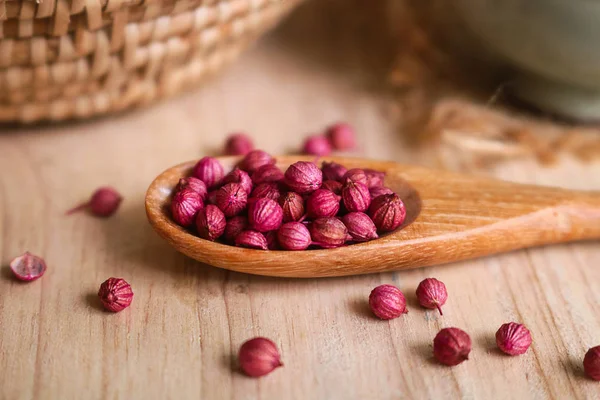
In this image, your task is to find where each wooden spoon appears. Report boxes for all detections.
[145,156,600,278]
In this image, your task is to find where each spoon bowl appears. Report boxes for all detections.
[146,156,600,277]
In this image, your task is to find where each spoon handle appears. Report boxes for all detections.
[372,190,600,275]
[552,192,600,242]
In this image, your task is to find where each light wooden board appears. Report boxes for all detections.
[1,1,600,399]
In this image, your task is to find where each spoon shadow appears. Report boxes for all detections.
[99,198,393,294]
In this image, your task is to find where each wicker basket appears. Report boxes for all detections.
[0,0,301,122]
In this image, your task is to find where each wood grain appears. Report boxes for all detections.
[2,1,600,399]
[146,156,600,277]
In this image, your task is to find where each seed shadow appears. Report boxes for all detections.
[85,292,106,313]
[404,289,421,310]
[476,332,501,355]
[410,342,438,367]
[0,265,40,284]
[98,197,209,279]
[222,352,240,374]
[348,297,373,320]
[102,195,417,300]
[563,355,588,381]
[1,265,13,280]
[396,180,421,230]
[367,174,421,235]
[97,197,329,290]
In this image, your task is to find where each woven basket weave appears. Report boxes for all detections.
[0,0,301,122]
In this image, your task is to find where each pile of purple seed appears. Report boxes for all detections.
[170,151,407,250]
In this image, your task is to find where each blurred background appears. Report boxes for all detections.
[3,0,599,172]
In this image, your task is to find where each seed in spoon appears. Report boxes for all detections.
[168,147,407,252]
[193,157,224,189]
[171,188,204,227]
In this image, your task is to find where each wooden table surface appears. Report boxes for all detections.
[1,1,600,399]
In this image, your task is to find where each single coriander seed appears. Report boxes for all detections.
[196,205,226,241]
[248,198,284,232]
[278,222,312,250]
[342,179,371,213]
[321,162,348,182]
[238,337,283,377]
[364,169,385,189]
[176,177,208,201]
[224,216,249,243]
[265,231,279,250]
[309,217,349,248]
[306,189,341,219]
[193,157,224,189]
[341,212,378,242]
[250,182,282,201]
[238,150,275,173]
[235,230,269,250]
[369,186,394,199]
[66,187,123,217]
[171,188,204,227]
[9,252,47,281]
[433,327,471,366]
[222,168,254,195]
[252,164,284,185]
[225,133,254,155]
[326,122,356,150]
[495,322,532,356]
[368,193,406,232]
[584,346,600,381]
[206,190,218,205]
[415,278,448,315]
[321,180,343,195]
[98,277,133,312]
[303,135,332,156]
[216,183,248,217]
[369,284,408,320]
[279,192,305,222]
[284,161,323,194]
[343,169,368,185]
